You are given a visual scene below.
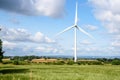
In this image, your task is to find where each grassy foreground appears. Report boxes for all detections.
[0,64,120,80]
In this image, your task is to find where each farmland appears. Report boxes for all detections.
[0,64,120,80]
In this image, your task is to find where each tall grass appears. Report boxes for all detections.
[0,64,120,80]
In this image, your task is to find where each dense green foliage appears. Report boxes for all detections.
[13,60,19,65]
[112,60,120,65]
[67,60,74,65]
[0,64,120,80]
[97,58,120,65]
[77,60,103,65]
[0,39,4,63]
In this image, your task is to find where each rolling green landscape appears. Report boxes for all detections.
[0,64,120,80]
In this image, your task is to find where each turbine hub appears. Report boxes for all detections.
[74,25,77,28]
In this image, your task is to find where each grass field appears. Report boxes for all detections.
[0,64,120,80]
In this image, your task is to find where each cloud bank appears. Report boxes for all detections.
[0,0,65,18]
[0,26,55,43]
[89,0,120,34]
[0,26,63,56]
[89,0,120,52]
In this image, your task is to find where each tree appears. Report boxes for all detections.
[0,29,4,62]
[112,60,120,65]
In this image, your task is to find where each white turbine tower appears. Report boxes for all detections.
[56,2,94,62]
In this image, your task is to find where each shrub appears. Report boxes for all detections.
[67,60,74,65]
[45,62,54,65]
[52,61,65,65]
[77,61,81,65]
[90,61,103,65]
[112,60,120,65]
[13,60,19,65]
[77,60,103,65]
[19,61,30,65]
[2,60,12,64]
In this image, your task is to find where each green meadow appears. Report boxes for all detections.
[0,64,120,80]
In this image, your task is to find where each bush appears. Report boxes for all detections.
[78,61,86,65]
[13,60,30,65]
[13,60,19,65]
[112,60,120,65]
[77,61,81,65]
[19,61,30,65]
[67,61,74,65]
[77,60,103,65]
[90,61,103,65]
[43,62,54,65]
[2,60,12,64]
[51,61,65,65]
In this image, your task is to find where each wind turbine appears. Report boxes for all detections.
[56,2,94,62]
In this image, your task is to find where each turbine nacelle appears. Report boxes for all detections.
[74,25,77,27]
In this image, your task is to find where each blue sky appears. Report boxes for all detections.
[0,0,120,57]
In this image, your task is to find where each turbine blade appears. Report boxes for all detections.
[77,26,94,39]
[56,26,74,37]
[75,2,78,25]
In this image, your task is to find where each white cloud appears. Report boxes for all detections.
[0,26,55,43]
[89,0,120,54]
[35,46,56,53]
[33,32,55,43]
[84,47,99,52]
[3,41,17,49]
[0,0,65,18]
[89,0,120,34]
[111,41,120,47]
[0,26,63,56]
[35,44,64,53]
[34,32,44,42]
[80,40,93,45]
[84,24,98,31]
